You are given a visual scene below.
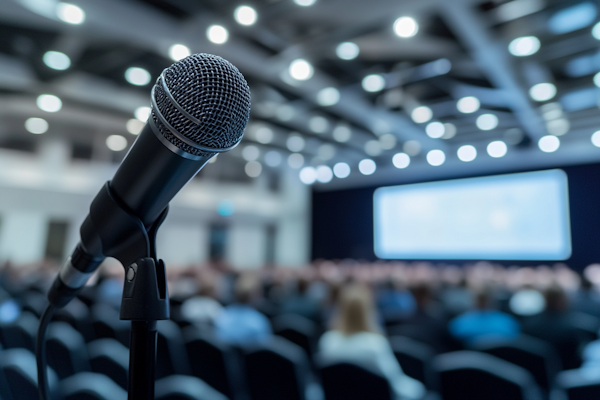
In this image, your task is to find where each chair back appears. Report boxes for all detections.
[273,314,317,357]
[390,336,437,389]
[88,338,129,389]
[555,368,600,400]
[156,319,191,379]
[155,375,228,400]
[318,360,394,400]
[47,322,91,379]
[60,372,127,400]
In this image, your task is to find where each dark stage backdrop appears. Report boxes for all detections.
[312,162,600,271]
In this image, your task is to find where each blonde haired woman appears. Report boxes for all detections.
[318,284,425,400]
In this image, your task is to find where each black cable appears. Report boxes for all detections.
[36,304,56,400]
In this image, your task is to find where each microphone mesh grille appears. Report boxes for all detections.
[152,53,251,156]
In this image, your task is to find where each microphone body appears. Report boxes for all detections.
[47,53,251,307]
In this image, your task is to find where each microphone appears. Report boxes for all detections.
[47,53,251,307]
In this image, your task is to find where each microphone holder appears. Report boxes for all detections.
[84,183,170,400]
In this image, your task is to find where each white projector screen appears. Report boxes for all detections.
[373,169,571,260]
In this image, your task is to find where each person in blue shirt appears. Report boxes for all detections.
[215,273,272,346]
[448,288,520,345]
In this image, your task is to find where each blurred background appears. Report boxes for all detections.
[0,0,600,399]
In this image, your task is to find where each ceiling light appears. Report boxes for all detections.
[392,153,410,169]
[265,151,282,167]
[403,140,421,156]
[317,87,340,106]
[457,145,477,162]
[255,126,273,143]
[362,74,385,92]
[591,130,600,147]
[43,51,70,70]
[135,106,151,122]
[234,5,257,25]
[56,3,85,24]
[593,22,600,39]
[393,16,418,38]
[426,149,445,166]
[245,161,262,177]
[442,123,457,139]
[456,96,480,113]
[289,59,313,81]
[476,114,499,130]
[169,44,190,61]
[508,36,540,57]
[538,135,560,153]
[309,116,328,133]
[425,122,445,138]
[336,42,359,60]
[294,0,316,6]
[207,25,228,44]
[594,71,600,87]
[379,134,397,150]
[365,140,382,156]
[333,162,350,178]
[25,118,48,134]
[125,67,151,86]
[411,106,432,123]
[541,102,563,120]
[242,145,259,161]
[333,125,352,142]
[106,135,128,151]
[546,118,570,136]
[487,141,507,158]
[288,153,304,169]
[287,134,305,152]
[300,166,317,184]
[126,118,144,135]
[358,159,376,175]
[316,166,333,183]
[529,83,556,101]
[318,144,336,160]
[37,94,62,113]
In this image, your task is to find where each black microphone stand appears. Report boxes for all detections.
[83,183,170,400]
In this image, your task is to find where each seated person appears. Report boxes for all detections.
[214,273,272,346]
[448,288,519,345]
[318,284,425,400]
[180,274,223,327]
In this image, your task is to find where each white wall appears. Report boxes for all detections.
[0,142,311,268]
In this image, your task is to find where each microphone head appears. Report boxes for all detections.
[152,53,251,157]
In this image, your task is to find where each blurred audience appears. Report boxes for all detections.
[318,284,425,400]
[214,273,272,346]
[180,273,223,327]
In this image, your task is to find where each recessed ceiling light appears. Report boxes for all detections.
[288,153,304,169]
[333,125,352,142]
[25,118,48,134]
[43,51,70,70]
[336,42,359,60]
[426,122,445,138]
[294,0,316,6]
[317,87,340,106]
[411,106,432,123]
[126,119,144,135]
[358,159,376,175]
[591,130,600,147]
[169,44,190,61]
[393,16,418,38]
[476,114,499,131]
[106,135,128,151]
[316,166,333,183]
[333,162,351,178]
[265,151,282,167]
[234,5,257,26]
[287,134,305,152]
[487,141,507,158]
[456,96,480,113]
[134,106,151,122]
[242,145,260,161]
[529,83,557,102]
[245,161,262,177]
[538,135,560,153]
[426,150,445,166]
[289,59,313,81]
[392,153,410,169]
[56,3,85,24]
[508,36,540,57]
[300,166,317,184]
[125,67,151,86]
[457,145,477,162]
[207,25,228,44]
[37,94,62,113]
[362,74,385,92]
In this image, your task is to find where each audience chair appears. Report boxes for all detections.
[155,375,228,400]
[60,372,127,400]
[472,335,561,393]
[434,351,543,400]
[553,368,600,400]
[0,346,14,400]
[88,338,129,389]
[244,336,311,400]
[54,297,95,342]
[21,291,46,317]
[0,311,37,351]
[318,359,394,400]
[91,304,130,347]
[184,327,247,400]
[273,314,317,358]
[390,335,438,389]
[47,321,91,379]
[0,348,57,400]
[156,319,192,379]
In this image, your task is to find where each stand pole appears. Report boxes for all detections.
[128,321,158,400]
